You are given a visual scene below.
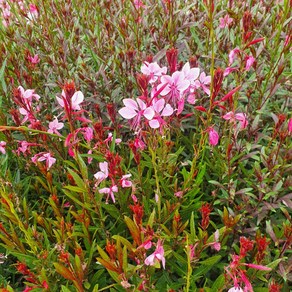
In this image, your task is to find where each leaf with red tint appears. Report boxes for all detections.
[247,37,265,47]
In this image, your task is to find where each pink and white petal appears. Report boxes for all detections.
[141,62,150,74]
[23,89,34,99]
[119,107,137,119]
[112,185,118,192]
[143,107,155,120]
[137,98,147,110]
[122,98,138,111]
[203,75,211,84]
[158,84,171,96]
[48,157,56,169]
[160,75,172,84]
[99,162,108,174]
[71,91,84,109]
[202,85,210,95]
[19,108,28,115]
[182,62,190,73]
[223,112,233,120]
[161,104,173,116]
[191,68,200,80]
[144,253,155,266]
[149,119,160,129]
[153,99,165,113]
[177,80,190,92]
[172,71,184,84]
[56,96,65,107]
[99,188,110,194]
[177,98,185,115]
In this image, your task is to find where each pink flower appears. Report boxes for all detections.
[181,62,200,88]
[28,54,40,64]
[149,98,173,129]
[194,72,211,95]
[134,137,146,150]
[56,90,84,111]
[245,56,255,71]
[0,141,6,154]
[121,174,132,188]
[234,113,248,129]
[134,0,145,9]
[81,127,93,142]
[224,67,238,77]
[16,141,39,155]
[118,98,155,129]
[228,287,243,292]
[158,71,190,102]
[144,239,165,269]
[208,128,219,146]
[18,86,41,102]
[187,93,196,104]
[48,118,64,135]
[219,14,233,28]
[104,132,122,145]
[141,62,167,84]
[28,4,39,19]
[229,48,241,65]
[94,162,109,182]
[33,152,56,170]
[99,185,118,203]
[223,112,248,129]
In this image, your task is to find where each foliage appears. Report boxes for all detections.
[0,0,291,291]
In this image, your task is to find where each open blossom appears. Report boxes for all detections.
[144,239,165,269]
[228,287,243,292]
[149,98,173,129]
[99,185,118,203]
[94,162,109,182]
[120,174,132,188]
[219,14,233,28]
[48,118,64,135]
[194,72,211,95]
[181,62,200,89]
[32,152,56,170]
[28,54,40,65]
[28,4,38,18]
[223,112,248,129]
[158,71,190,102]
[18,86,41,103]
[56,90,84,111]
[104,132,122,145]
[81,127,93,142]
[141,61,167,83]
[134,0,145,9]
[118,98,154,129]
[0,141,6,154]
[229,48,241,65]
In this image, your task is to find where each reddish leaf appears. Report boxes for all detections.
[54,263,75,281]
[247,37,265,47]
[194,106,207,112]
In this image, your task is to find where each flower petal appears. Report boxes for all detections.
[143,107,155,120]
[119,107,137,119]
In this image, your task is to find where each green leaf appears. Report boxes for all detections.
[200,255,221,266]
[61,286,73,292]
[0,58,7,93]
[211,274,225,290]
[67,168,87,191]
